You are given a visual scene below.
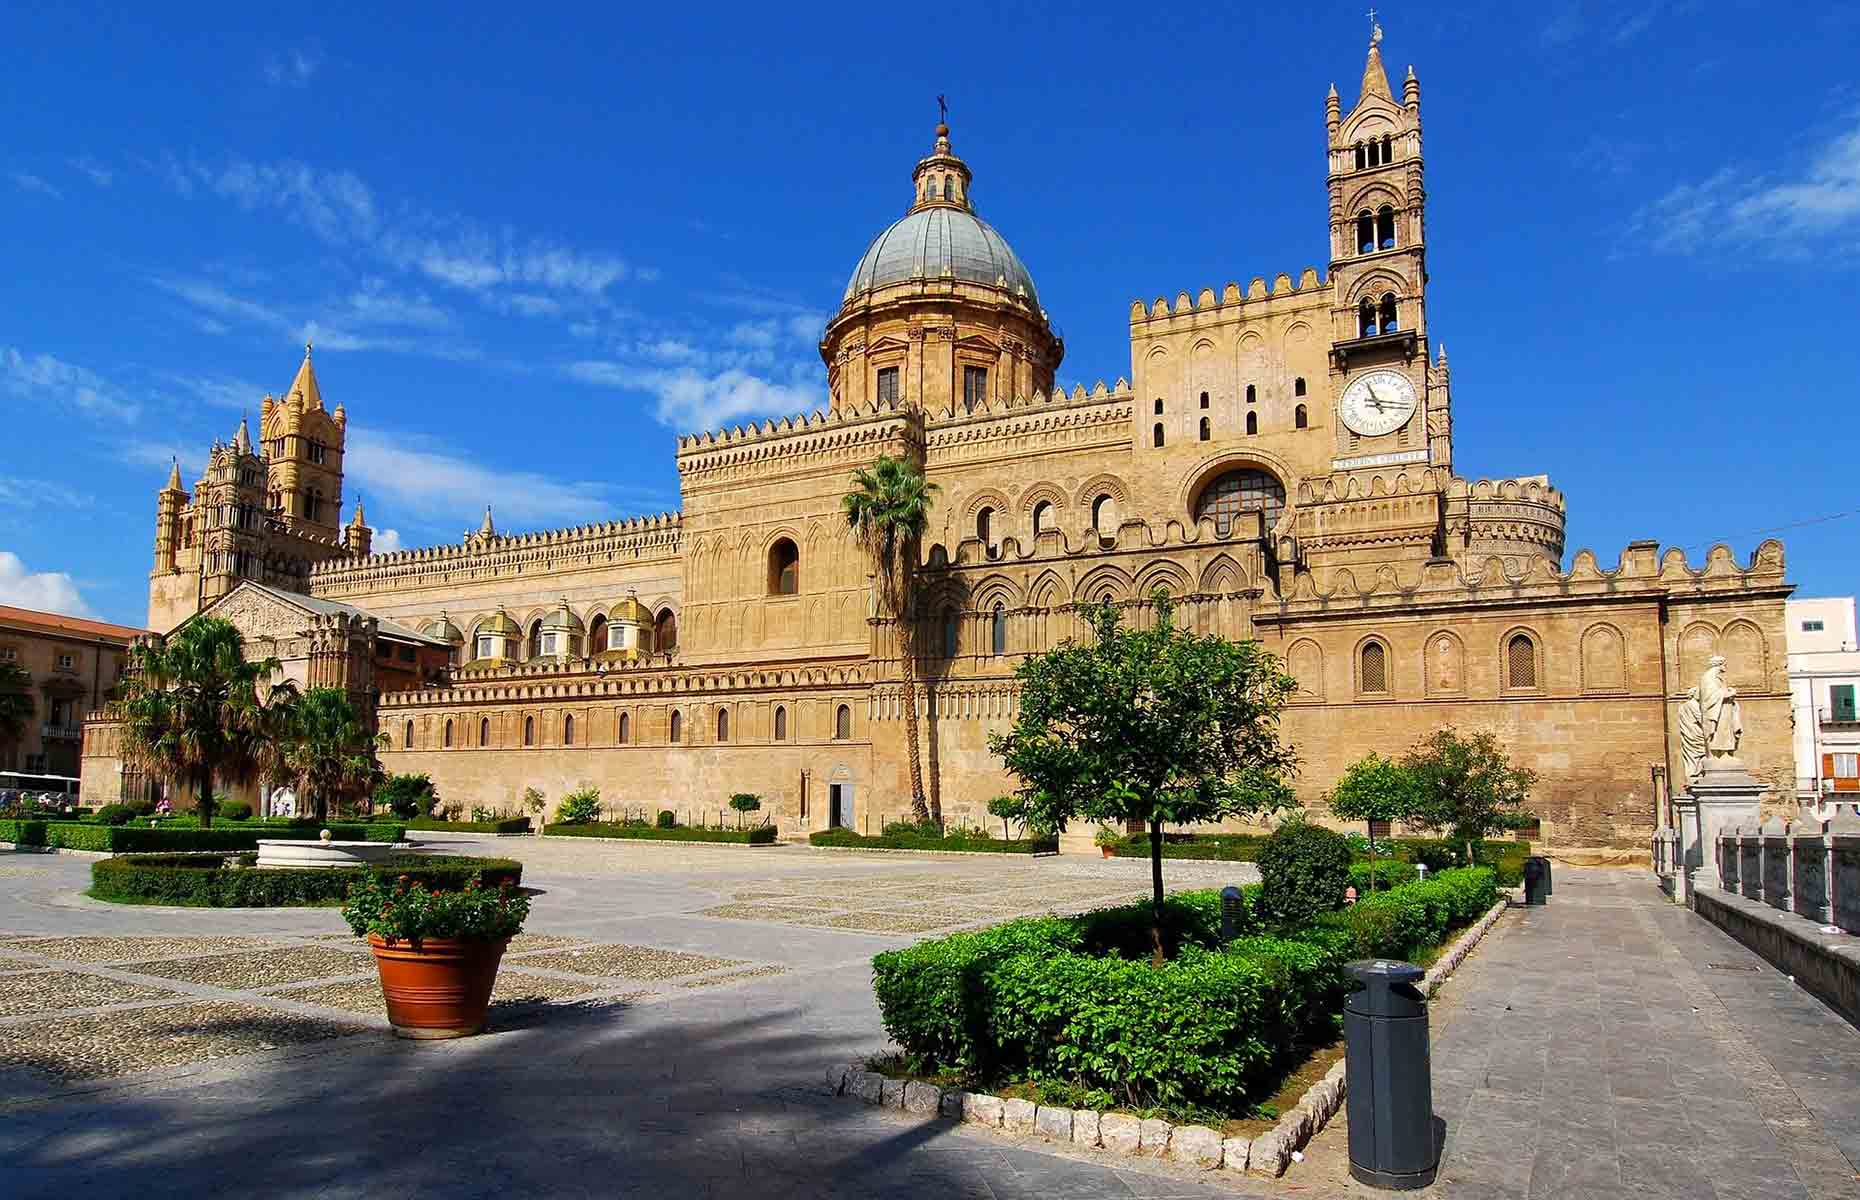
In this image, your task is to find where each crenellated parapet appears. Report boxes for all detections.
[378,654,871,711]
[924,380,1133,464]
[309,513,683,597]
[1446,473,1568,569]
[674,400,916,487]
[1129,268,1330,327]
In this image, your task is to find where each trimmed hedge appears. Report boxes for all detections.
[1349,859,1419,892]
[90,853,522,907]
[405,817,532,835]
[3,821,403,853]
[0,819,47,846]
[545,822,778,845]
[809,828,1058,854]
[871,869,1498,1110]
[1107,832,1269,861]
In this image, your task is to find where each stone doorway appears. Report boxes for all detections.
[829,783,854,830]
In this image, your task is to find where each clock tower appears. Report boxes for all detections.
[1324,20,1451,474]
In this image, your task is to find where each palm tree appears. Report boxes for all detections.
[281,687,385,823]
[0,662,33,771]
[843,454,939,823]
[118,618,286,827]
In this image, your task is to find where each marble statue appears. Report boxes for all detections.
[1698,655,1742,759]
[1676,686,1707,786]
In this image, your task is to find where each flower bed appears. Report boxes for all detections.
[404,817,533,835]
[89,853,522,907]
[870,868,1498,1113]
[809,828,1058,854]
[3,821,405,853]
[544,822,778,845]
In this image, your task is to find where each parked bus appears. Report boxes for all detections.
[0,771,82,811]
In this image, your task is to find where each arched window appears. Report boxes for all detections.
[774,705,788,741]
[1367,139,1380,167]
[991,603,1008,656]
[943,175,953,200]
[1091,493,1115,531]
[835,704,852,740]
[1360,641,1388,693]
[1245,383,1256,404]
[768,538,800,595]
[1295,404,1308,429]
[479,717,490,746]
[1294,377,1307,397]
[1507,634,1538,688]
[1194,468,1286,536]
[1376,205,1396,250]
[306,487,322,523]
[589,614,607,653]
[1199,416,1211,441]
[443,719,453,748]
[669,710,682,743]
[563,714,574,746]
[717,708,730,742]
[1033,501,1053,534]
[403,720,414,749]
[1245,411,1258,435]
[1357,211,1375,254]
[1359,298,1378,338]
[1381,133,1392,162]
[1154,397,1164,415]
[942,606,960,658]
[527,620,544,660]
[1379,293,1398,333]
[1153,422,1165,448]
[1199,390,1209,409]
[1354,143,1366,170]
[523,716,535,746]
[654,608,677,652]
[618,712,630,744]
[976,507,993,546]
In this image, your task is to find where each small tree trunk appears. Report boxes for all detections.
[1367,822,1378,891]
[899,630,930,824]
[196,770,213,829]
[1149,815,1166,965]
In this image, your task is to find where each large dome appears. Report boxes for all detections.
[843,206,1040,308]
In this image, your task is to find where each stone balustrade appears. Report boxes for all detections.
[1716,814,1860,934]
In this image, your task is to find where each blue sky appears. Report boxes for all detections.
[2,1,1856,627]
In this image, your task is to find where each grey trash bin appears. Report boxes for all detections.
[1344,959,1437,1190]
[1523,856,1551,905]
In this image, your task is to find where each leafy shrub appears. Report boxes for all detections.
[809,828,1057,854]
[1393,837,1530,887]
[556,786,599,825]
[404,816,532,834]
[655,809,676,829]
[219,802,253,821]
[1314,867,1499,960]
[1349,859,1418,892]
[543,822,777,845]
[728,793,762,814]
[39,821,403,853]
[1071,888,1235,959]
[1257,820,1354,927]
[0,819,47,846]
[90,854,521,907]
[1106,832,1269,861]
[343,871,528,942]
[374,773,435,821]
[882,818,944,838]
[96,804,137,826]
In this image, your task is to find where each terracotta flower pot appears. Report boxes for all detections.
[1100,845,1115,858]
[367,933,509,1039]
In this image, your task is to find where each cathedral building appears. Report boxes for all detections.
[97,30,1793,856]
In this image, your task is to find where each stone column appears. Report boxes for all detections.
[1685,762,1764,898]
[1672,793,1701,904]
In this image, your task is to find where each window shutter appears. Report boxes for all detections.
[1825,753,1836,778]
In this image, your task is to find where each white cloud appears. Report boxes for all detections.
[67,156,113,187]
[158,372,269,411]
[1632,123,1860,258]
[342,426,651,529]
[262,49,321,88]
[8,172,61,199]
[0,347,140,422]
[371,528,403,554]
[150,276,287,328]
[572,360,823,433]
[0,478,94,511]
[0,551,93,617]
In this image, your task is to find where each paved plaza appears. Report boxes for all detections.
[1,839,1856,1198]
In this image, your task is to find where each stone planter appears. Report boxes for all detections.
[367,934,509,1039]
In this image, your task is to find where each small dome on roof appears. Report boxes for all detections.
[423,614,463,643]
[478,609,520,637]
[541,599,585,635]
[609,593,650,622]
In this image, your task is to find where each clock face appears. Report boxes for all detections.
[1338,369,1419,437]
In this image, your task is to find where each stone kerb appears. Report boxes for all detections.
[823,894,1513,1181]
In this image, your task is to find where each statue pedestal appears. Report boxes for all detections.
[1684,761,1764,898]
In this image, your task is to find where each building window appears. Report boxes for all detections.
[618,712,630,744]
[1832,752,1859,780]
[1381,133,1393,162]
[1245,412,1258,435]
[1295,404,1308,429]
[1368,819,1392,840]
[1199,416,1211,441]
[835,704,852,740]
[1153,422,1165,448]
[1245,384,1256,404]
[670,710,683,743]
[1379,294,1399,333]
[963,366,988,408]
[1154,397,1164,415]
[306,488,322,523]
[876,366,900,406]
[1802,620,1825,632]
[768,538,800,595]
[1506,634,1538,689]
[1829,684,1856,722]
[479,717,490,746]
[1354,143,1366,170]
[1295,377,1307,397]
[1199,391,1209,409]
[523,716,535,746]
[443,720,453,748]
[991,603,1008,657]
[56,653,75,670]
[563,714,574,746]
[538,632,559,657]
[1032,501,1053,534]
[0,645,15,662]
[1360,298,1377,338]
[308,440,325,465]
[1357,210,1374,254]
[717,708,729,742]
[403,720,414,749]
[1194,468,1286,536]
[1360,641,1388,693]
[942,607,960,658]
[1091,494,1115,531]
[774,705,788,741]
[976,507,993,546]
[943,175,953,200]
[475,636,494,660]
[655,609,678,652]
[1377,206,1397,250]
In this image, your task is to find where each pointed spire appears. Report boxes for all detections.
[350,497,367,528]
[1404,63,1420,108]
[479,505,496,539]
[287,341,323,410]
[1360,14,1392,102]
[909,98,974,214]
[233,413,252,455]
[165,457,183,492]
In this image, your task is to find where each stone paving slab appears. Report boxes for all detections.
[0,935,282,963]
[119,947,372,989]
[0,970,185,1017]
[0,1000,367,1081]
[512,943,745,980]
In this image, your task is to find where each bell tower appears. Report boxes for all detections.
[1324,19,1450,472]
[262,344,346,540]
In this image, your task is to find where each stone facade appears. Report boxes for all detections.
[111,28,1794,854]
[0,605,145,780]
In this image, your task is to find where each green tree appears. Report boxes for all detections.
[0,661,33,769]
[842,454,940,823]
[990,594,1299,959]
[728,792,762,828]
[375,772,437,820]
[1326,752,1425,891]
[280,687,385,823]
[1402,727,1537,865]
[118,618,288,828]
[986,793,1025,840]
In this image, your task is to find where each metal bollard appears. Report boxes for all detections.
[1219,885,1245,944]
[1523,856,1550,905]
[1344,959,1437,1190]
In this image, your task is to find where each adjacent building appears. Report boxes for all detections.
[0,605,146,780]
[92,26,1796,856]
[1785,597,1860,816]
